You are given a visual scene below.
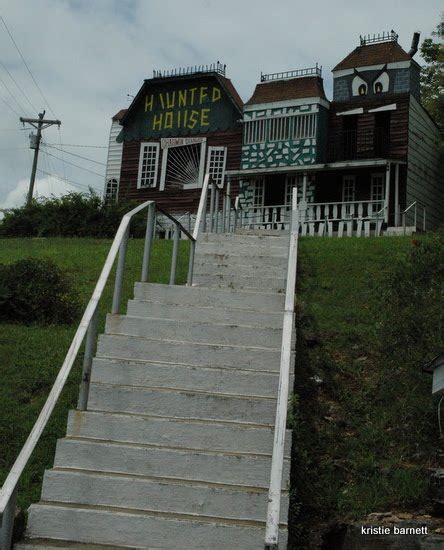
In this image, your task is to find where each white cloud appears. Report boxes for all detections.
[0,176,80,211]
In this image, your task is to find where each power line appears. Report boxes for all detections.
[36,168,99,191]
[0,95,20,116]
[0,128,26,131]
[0,73,29,115]
[0,57,38,112]
[41,149,105,178]
[0,146,28,150]
[42,143,107,166]
[0,15,57,117]
[43,143,108,149]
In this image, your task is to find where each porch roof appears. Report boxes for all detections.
[226,158,405,178]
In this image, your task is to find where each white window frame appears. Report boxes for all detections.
[342,175,356,202]
[137,142,160,189]
[370,172,385,205]
[105,177,119,202]
[252,179,265,207]
[159,140,206,191]
[285,175,298,207]
[206,146,227,188]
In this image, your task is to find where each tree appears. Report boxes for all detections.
[420,16,444,129]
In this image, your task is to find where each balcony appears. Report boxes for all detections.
[329,128,389,162]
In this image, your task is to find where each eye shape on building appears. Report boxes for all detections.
[352,75,367,96]
[373,71,389,93]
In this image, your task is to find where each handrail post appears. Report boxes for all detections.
[215,188,220,233]
[209,181,215,232]
[141,203,155,283]
[112,224,130,314]
[1,486,17,550]
[140,203,155,283]
[170,223,180,285]
[78,305,99,411]
[187,240,196,286]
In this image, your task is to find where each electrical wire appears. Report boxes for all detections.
[0,74,29,115]
[0,15,57,117]
[36,169,99,192]
[42,143,107,166]
[0,57,38,113]
[43,143,107,149]
[41,149,105,178]
[0,95,20,116]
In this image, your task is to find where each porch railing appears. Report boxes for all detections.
[402,201,426,233]
[0,200,197,550]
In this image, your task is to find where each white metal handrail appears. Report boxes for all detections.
[264,190,299,548]
[402,201,426,233]
[0,200,196,549]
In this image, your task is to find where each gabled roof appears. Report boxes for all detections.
[120,72,243,126]
[333,41,412,72]
[246,76,326,105]
[112,109,127,121]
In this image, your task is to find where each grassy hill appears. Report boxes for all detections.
[0,235,441,545]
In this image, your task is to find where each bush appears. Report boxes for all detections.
[0,192,146,238]
[0,258,80,324]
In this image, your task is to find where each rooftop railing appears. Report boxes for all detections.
[260,63,322,82]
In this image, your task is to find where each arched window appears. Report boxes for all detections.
[358,84,367,96]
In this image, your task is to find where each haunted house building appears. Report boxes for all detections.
[104,32,442,233]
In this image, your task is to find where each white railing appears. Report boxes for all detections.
[301,200,384,223]
[240,205,290,230]
[0,200,197,550]
[402,201,426,233]
[264,190,299,548]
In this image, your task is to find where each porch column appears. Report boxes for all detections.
[394,164,400,226]
[384,162,391,224]
[302,172,307,202]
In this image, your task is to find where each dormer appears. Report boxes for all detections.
[241,65,330,169]
[332,31,421,103]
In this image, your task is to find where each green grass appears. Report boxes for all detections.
[0,238,190,511]
[290,235,441,546]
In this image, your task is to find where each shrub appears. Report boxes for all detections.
[0,258,80,324]
[0,192,146,238]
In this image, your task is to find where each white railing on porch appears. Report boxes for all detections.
[240,200,387,237]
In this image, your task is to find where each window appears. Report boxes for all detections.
[269,117,290,141]
[244,119,266,144]
[105,178,119,202]
[352,74,368,96]
[371,173,385,209]
[342,176,356,202]
[252,179,265,207]
[137,142,160,188]
[374,82,383,94]
[373,71,389,93]
[285,175,298,207]
[206,146,227,187]
[292,114,316,139]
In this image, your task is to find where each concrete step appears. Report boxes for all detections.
[105,314,283,349]
[90,358,284,398]
[194,251,288,268]
[25,504,288,549]
[192,260,286,277]
[193,274,285,292]
[41,469,288,523]
[87,383,277,424]
[66,410,292,456]
[197,241,287,257]
[96,334,284,372]
[198,232,289,247]
[53,438,290,488]
[16,540,122,549]
[236,228,289,236]
[127,299,284,328]
[134,282,285,311]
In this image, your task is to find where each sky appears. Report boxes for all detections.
[0,0,441,210]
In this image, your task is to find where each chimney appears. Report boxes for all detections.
[409,31,420,57]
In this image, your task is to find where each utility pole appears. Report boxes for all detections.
[20,111,61,206]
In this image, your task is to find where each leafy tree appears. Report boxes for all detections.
[420,16,444,129]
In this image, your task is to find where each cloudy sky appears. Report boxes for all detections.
[0,0,441,209]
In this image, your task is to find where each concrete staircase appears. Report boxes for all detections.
[17,231,293,549]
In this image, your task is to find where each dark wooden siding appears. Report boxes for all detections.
[118,127,242,213]
[327,94,410,162]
